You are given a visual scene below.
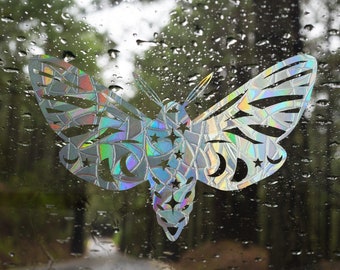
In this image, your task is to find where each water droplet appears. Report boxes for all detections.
[213,37,221,43]
[264,203,278,208]
[303,24,314,31]
[238,33,246,40]
[301,158,311,163]
[226,37,237,49]
[266,244,273,250]
[328,29,339,36]
[8,252,15,257]
[326,176,337,181]
[3,67,19,73]
[321,82,340,89]
[60,38,67,44]
[16,36,26,42]
[171,46,182,54]
[203,192,215,198]
[1,16,14,23]
[283,33,291,39]
[108,49,120,59]
[291,250,302,256]
[302,172,311,178]
[97,210,107,216]
[163,251,174,256]
[61,13,71,20]
[316,99,329,107]
[18,51,27,57]
[229,0,240,6]
[22,112,32,118]
[56,238,70,244]
[194,27,203,37]
[136,39,147,45]
[109,85,123,91]
[256,39,270,46]
[62,51,76,62]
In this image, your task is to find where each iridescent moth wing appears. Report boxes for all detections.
[190,54,317,190]
[28,55,149,190]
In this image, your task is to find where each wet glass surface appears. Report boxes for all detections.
[0,0,339,269]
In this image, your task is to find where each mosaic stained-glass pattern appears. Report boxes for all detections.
[29,54,317,241]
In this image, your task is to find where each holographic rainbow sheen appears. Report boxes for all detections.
[29,54,317,241]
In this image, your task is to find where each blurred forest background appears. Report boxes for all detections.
[0,0,339,269]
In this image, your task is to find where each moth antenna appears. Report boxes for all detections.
[133,72,163,107]
[185,72,213,105]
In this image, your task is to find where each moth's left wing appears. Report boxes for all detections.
[192,54,317,191]
[29,55,149,190]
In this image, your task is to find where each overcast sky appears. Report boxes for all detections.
[77,0,177,98]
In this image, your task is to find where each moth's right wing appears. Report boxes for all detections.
[192,54,317,191]
[29,55,149,190]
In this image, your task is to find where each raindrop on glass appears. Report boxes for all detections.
[3,67,19,73]
[256,39,269,46]
[16,36,26,42]
[62,51,76,62]
[109,85,123,92]
[108,49,120,59]
[61,13,71,20]
[316,99,329,107]
[291,250,302,256]
[226,37,237,49]
[328,29,339,36]
[60,38,67,44]
[18,51,27,57]
[1,16,14,23]
[303,24,314,31]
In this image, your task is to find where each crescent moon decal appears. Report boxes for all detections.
[267,155,283,164]
[120,154,136,177]
[63,156,79,164]
[232,158,248,182]
[208,153,226,177]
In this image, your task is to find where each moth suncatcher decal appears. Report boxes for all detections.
[29,54,317,241]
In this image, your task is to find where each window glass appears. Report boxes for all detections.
[0,0,339,269]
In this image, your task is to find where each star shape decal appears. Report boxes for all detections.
[166,129,179,145]
[177,122,189,133]
[253,158,263,168]
[159,159,170,170]
[83,158,90,167]
[150,133,160,143]
[175,150,183,159]
[171,178,181,189]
